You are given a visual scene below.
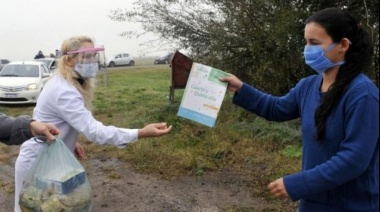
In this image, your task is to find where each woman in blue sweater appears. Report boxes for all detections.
[221,8,378,211]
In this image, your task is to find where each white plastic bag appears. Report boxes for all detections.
[19,137,92,212]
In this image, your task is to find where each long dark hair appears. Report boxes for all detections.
[306,8,373,141]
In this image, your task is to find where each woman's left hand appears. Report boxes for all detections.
[268,178,289,198]
[74,142,85,160]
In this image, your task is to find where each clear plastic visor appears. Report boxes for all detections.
[67,47,105,64]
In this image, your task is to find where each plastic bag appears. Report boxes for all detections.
[19,137,92,212]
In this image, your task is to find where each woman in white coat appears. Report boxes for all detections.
[14,35,172,212]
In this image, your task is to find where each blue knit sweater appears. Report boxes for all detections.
[233,73,379,211]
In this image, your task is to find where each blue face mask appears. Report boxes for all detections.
[303,43,345,74]
[74,63,99,79]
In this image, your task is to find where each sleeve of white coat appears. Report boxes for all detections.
[55,88,138,148]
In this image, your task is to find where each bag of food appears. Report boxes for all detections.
[19,137,92,212]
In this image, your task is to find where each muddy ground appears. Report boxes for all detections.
[0,146,297,212]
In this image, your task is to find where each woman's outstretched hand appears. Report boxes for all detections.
[138,122,172,138]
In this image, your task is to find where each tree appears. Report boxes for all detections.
[109,0,379,93]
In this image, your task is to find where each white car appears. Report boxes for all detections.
[0,61,52,104]
[35,58,58,71]
[107,53,135,67]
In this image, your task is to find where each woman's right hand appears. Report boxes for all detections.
[219,74,243,92]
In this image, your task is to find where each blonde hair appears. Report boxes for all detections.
[57,35,96,110]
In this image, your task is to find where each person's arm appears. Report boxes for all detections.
[0,113,33,145]
[220,74,310,121]
[138,123,172,138]
[232,80,304,122]
[0,113,60,145]
[54,89,171,148]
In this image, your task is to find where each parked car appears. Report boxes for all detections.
[0,59,11,70]
[0,61,52,104]
[154,53,174,65]
[106,53,135,67]
[35,58,58,71]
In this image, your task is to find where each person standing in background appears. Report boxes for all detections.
[34,50,45,59]
[55,49,61,58]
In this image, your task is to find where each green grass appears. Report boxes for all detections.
[0,65,302,210]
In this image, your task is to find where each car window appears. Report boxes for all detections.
[0,65,17,76]
[0,65,39,77]
[23,65,40,77]
[123,54,129,57]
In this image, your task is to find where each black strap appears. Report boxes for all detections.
[73,70,85,85]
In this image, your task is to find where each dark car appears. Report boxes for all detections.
[154,53,174,65]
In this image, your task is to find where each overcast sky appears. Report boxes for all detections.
[0,0,167,61]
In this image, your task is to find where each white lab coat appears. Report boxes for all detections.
[14,74,138,212]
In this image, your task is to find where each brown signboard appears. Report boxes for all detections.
[169,51,193,102]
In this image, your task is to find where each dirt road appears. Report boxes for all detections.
[0,146,295,212]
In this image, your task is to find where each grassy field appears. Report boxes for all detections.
[0,65,302,210]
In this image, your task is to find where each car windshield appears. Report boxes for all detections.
[0,65,39,77]
[36,59,52,66]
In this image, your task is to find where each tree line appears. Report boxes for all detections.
[109,0,379,95]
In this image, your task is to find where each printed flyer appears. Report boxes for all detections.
[177,63,229,127]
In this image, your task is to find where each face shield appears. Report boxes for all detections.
[67,46,105,79]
